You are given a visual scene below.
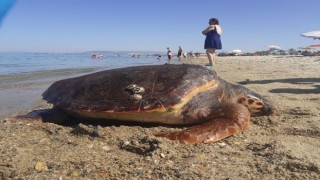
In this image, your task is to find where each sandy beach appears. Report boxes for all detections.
[1,55,319,179]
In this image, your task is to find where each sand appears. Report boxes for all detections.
[1,55,319,179]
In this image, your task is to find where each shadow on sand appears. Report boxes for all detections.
[238,78,320,94]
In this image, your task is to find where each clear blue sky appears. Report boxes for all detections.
[0,0,319,53]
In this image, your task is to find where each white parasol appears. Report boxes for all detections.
[301,31,320,40]
[232,49,242,53]
[267,45,281,50]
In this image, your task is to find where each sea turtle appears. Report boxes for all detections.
[40,64,275,144]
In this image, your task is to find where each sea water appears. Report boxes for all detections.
[0,52,174,93]
[0,52,165,75]
[0,53,168,85]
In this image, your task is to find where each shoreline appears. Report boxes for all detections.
[0,68,97,120]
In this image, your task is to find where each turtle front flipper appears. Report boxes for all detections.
[155,104,250,144]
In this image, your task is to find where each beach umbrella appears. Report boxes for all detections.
[307,44,320,48]
[232,49,242,53]
[298,46,319,51]
[0,0,16,26]
[301,31,320,40]
[299,47,316,50]
[267,45,281,50]
[298,44,320,50]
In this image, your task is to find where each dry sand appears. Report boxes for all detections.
[1,55,319,179]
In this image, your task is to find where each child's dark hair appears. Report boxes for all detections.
[210,18,219,25]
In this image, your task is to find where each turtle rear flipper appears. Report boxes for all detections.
[155,104,250,144]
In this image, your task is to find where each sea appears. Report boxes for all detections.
[0,52,170,88]
[0,52,165,76]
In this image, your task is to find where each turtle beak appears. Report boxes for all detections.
[258,96,279,116]
[261,100,276,116]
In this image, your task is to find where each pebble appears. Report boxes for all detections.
[233,141,241,145]
[133,168,144,176]
[102,146,110,151]
[72,171,80,177]
[166,160,174,166]
[144,156,152,162]
[160,153,166,158]
[123,141,130,146]
[34,162,48,171]
[217,142,227,148]
[199,165,206,173]
[132,140,139,146]
[39,138,51,144]
[87,144,94,149]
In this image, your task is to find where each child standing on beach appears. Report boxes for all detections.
[202,18,222,66]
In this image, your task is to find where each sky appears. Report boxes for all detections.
[0,0,319,53]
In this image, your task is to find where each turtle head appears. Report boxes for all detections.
[237,91,276,116]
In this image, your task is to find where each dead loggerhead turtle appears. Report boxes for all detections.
[42,64,275,144]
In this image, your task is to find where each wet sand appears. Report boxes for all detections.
[0,68,96,119]
[1,56,320,179]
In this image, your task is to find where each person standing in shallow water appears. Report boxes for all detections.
[167,47,172,60]
[202,18,222,66]
[177,46,183,60]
